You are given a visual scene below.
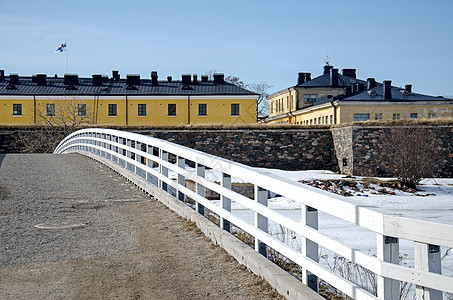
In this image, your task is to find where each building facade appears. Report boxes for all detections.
[0,71,258,126]
[266,65,453,124]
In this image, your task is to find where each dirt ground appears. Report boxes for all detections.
[0,154,283,300]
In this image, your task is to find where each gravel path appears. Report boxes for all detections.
[0,153,282,299]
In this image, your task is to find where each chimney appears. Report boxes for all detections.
[344,86,352,97]
[126,74,141,86]
[305,73,311,82]
[151,71,158,86]
[102,75,109,84]
[383,80,392,100]
[181,74,191,85]
[167,76,172,82]
[352,83,358,93]
[201,75,208,82]
[9,74,20,85]
[36,74,47,86]
[112,70,120,80]
[213,73,224,85]
[64,74,79,85]
[367,78,377,89]
[405,84,412,93]
[0,70,4,81]
[342,69,356,78]
[298,73,306,85]
[193,74,198,85]
[358,83,366,92]
[330,68,338,87]
[324,65,333,75]
[92,74,103,86]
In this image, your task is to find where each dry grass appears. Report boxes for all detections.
[2,118,452,132]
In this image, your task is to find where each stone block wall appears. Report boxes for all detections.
[1,125,452,177]
[331,127,353,175]
[349,125,453,177]
[136,129,338,171]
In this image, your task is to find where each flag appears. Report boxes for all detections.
[55,41,67,53]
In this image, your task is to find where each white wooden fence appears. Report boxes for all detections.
[54,128,453,300]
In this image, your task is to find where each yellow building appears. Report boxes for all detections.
[266,65,453,124]
[0,71,258,126]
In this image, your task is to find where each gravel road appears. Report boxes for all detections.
[0,153,283,299]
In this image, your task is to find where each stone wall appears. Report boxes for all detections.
[1,125,452,177]
[135,129,338,171]
[349,125,453,178]
[331,127,353,175]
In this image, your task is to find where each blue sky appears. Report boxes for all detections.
[1,0,452,97]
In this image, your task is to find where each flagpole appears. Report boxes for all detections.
[66,41,69,73]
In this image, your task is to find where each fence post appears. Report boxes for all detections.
[146,145,153,183]
[196,163,205,215]
[414,242,442,300]
[377,234,400,300]
[177,156,185,202]
[135,141,141,175]
[159,149,168,192]
[221,173,231,232]
[254,186,268,257]
[302,205,319,292]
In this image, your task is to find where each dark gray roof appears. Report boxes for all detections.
[0,76,257,96]
[342,85,448,102]
[297,73,367,87]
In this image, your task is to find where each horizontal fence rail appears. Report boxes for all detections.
[54,128,453,300]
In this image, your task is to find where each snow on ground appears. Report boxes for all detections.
[208,168,453,280]
[167,164,453,279]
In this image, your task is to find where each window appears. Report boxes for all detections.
[354,113,370,122]
[231,103,239,115]
[393,113,400,120]
[108,104,117,116]
[428,112,436,119]
[304,94,317,103]
[46,104,55,116]
[314,118,317,125]
[138,104,146,116]
[318,117,322,124]
[78,104,86,117]
[410,113,418,120]
[168,104,176,116]
[375,113,383,120]
[330,115,333,124]
[13,104,22,115]
[198,103,207,116]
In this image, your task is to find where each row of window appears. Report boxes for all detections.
[297,115,334,125]
[270,94,317,115]
[353,112,437,122]
[11,103,241,117]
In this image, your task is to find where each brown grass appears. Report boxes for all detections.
[2,118,452,132]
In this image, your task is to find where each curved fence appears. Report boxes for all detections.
[54,128,453,300]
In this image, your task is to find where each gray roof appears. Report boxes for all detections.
[297,73,367,87]
[0,76,257,96]
[342,85,448,102]
[304,83,451,109]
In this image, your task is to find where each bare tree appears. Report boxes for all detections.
[223,75,272,119]
[224,75,247,89]
[36,98,95,136]
[247,82,272,119]
[380,126,437,189]
[17,98,96,153]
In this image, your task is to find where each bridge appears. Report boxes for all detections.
[2,128,453,300]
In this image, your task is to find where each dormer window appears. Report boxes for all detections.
[304,94,317,103]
